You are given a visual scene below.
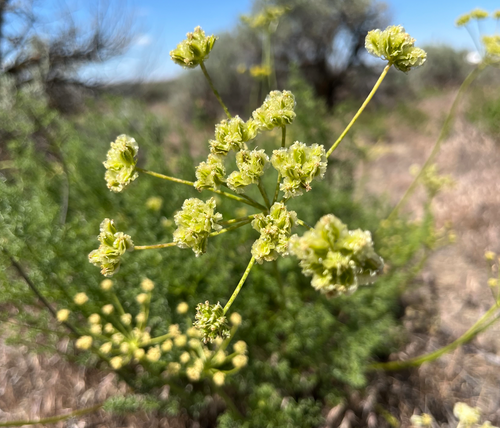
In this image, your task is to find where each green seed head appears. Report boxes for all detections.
[194,301,230,343]
[289,214,384,297]
[173,197,223,256]
[227,149,269,193]
[88,219,134,277]
[252,90,296,130]
[170,26,217,68]
[103,134,139,192]
[194,154,226,191]
[365,25,427,72]
[210,116,258,155]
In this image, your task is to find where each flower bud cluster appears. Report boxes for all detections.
[194,301,230,343]
[209,115,258,156]
[271,142,327,198]
[227,149,269,193]
[173,197,222,256]
[251,203,297,263]
[410,413,433,427]
[241,6,287,30]
[170,26,217,68]
[103,134,139,192]
[289,214,384,297]
[483,35,500,63]
[88,219,134,277]
[252,90,296,130]
[365,25,427,72]
[454,402,481,427]
[194,154,226,190]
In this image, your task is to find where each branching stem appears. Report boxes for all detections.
[273,126,286,204]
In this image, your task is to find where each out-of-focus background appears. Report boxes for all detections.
[1,0,500,427]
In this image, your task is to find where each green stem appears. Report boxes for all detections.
[216,386,244,419]
[273,126,286,204]
[370,301,500,371]
[0,402,104,427]
[258,179,271,208]
[296,218,313,230]
[221,215,256,226]
[224,256,256,314]
[326,64,392,157]
[210,219,253,237]
[134,242,177,250]
[386,64,485,222]
[200,61,232,119]
[138,167,266,210]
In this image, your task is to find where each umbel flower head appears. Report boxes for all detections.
[173,197,222,256]
[170,26,217,68]
[251,202,297,263]
[88,219,134,277]
[194,154,226,191]
[289,214,384,297]
[252,90,296,130]
[365,25,427,72]
[483,35,500,63]
[227,149,269,193]
[210,116,258,155]
[194,301,230,343]
[271,142,327,198]
[103,134,139,192]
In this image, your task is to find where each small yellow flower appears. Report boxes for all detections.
[141,278,155,292]
[176,302,189,314]
[167,362,181,375]
[88,313,101,324]
[136,293,148,304]
[187,327,201,338]
[100,342,113,354]
[189,338,200,349]
[161,339,173,352]
[180,351,191,364]
[169,324,180,337]
[186,366,201,381]
[120,313,132,325]
[112,332,124,344]
[230,312,242,326]
[232,354,248,368]
[485,251,496,260]
[104,323,115,333]
[110,356,123,370]
[101,279,113,290]
[74,292,88,305]
[120,342,130,354]
[233,340,247,354]
[90,324,102,335]
[146,196,163,211]
[213,371,225,386]
[147,346,161,362]
[174,335,187,347]
[76,335,93,350]
[56,309,70,322]
[134,348,145,360]
[102,304,114,315]
[139,331,151,345]
[136,312,146,324]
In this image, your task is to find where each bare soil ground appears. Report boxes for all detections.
[1,90,499,427]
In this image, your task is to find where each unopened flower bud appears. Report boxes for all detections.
[229,312,242,326]
[102,304,114,315]
[146,346,161,362]
[88,313,101,325]
[110,356,123,370]
[177,302,189,314]
[76,335,93,350]
[74,292,88,305]
[161,339,173,352]
[57,309,70,322]
[232,354,248,368]
[136,293,148,304]
[141,278,155,292]
[101,279,113,290]
[213,371,225,386]
[174,335,187,347]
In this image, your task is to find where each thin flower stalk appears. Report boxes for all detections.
[273,126,286,204]
[224,256,256,314]
[327,64,391,157]
[200,61,232,119]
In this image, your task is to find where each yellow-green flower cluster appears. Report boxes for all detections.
[365,25,427,72]
[410,413,433,427]
[103,134,139,193]
[194,301,230,343]
[194,154,226,190]
[483,35,500,62]
[227,149,269,193]
[209,115,259,156]
[454,402,481,427]
[271,142,327,198]
[289,214,384,297]
[88,219,134,277]
[241,6,288,30]
[456,13,472,27]
[470,8,489,20]
[173,197,223,256]
[170,26,217,68]
[251,203,297,263]
[252,90,296,130]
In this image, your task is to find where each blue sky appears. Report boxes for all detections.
[23,0,500,82]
